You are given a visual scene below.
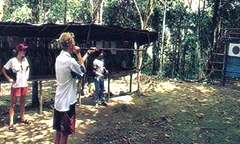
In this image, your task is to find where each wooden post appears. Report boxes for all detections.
[107,74,110,101]
[76,80,80,105]
[129,71,132,93]
[136,43,141,96]
[32,81,39,108]
[0,83,1,96]
[77,79,82,106]
[39,81,43,114]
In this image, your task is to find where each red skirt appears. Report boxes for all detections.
[11,87,28,97]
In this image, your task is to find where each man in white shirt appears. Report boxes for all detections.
[53,32,95,144]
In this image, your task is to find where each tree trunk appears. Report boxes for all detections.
[152,42,160,75]
[40,0,44,23]
[160,0,167,74]
[90,0,105,24]
[176,27,181,77]
[98,0,104,24]
[181,45,186,79]
[151,8,161,75]
[30,0,40,23]
[0,2,3,21]
[132,0,156,93]
[172,44,176,78]
[29,0,42,107]
[211,0,221,51]
[64,0,67,23]
[196,0,203,79]
[180,29,186,79]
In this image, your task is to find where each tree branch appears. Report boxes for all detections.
[132,0,144,29]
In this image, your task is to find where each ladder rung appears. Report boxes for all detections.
[213,52,225,56]
[212,69,224,72]
[209,61,224,64]
[206,68,224,72]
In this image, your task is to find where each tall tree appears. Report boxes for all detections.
[211,0,221,52]
[0,1,3,20]
[132,0,158,29]
[132,0,159,93]
[160,0,167,74]
[90,0,105,24]
[64,0,67,23]
[29,0,40,23]
[151,8,161,75]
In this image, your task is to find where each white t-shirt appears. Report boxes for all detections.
[4,57,30,88]
[54,50,85,112]
[93,59,104,77]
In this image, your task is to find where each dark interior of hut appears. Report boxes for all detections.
[0,36,135,82]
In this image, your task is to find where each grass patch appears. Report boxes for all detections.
[77,80,240,144]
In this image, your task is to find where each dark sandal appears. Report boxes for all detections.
[20,119,31,125]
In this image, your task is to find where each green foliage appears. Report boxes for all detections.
[150,7,162,31]
[49,0,91,23]
[8,4,32,22]
[104,0,140,28]
[221,0,240,28]
[69,0,91,23]
[45,0,65,23]
[2,0,31,22]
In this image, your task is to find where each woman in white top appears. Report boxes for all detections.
[2,43,30,131]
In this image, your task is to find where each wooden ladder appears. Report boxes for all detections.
[208,29,228,85]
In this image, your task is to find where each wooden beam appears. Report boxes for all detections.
[136,43,141,95]
[107,74,110,101]
[129,71,132,93]
[39,81,43,114]
[77,79,81,106]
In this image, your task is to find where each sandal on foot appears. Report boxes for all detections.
[8,125,15,131]
[20,119,31,125]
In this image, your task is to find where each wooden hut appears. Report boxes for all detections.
[0,22,158,111]
[0,22,157,80]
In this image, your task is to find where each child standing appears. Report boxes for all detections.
[93,50,108,106]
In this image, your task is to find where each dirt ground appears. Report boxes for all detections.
[0,76,138,144]
[0,76,240,144]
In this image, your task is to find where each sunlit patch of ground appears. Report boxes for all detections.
[0,76,240,143]
[0,111,54,144]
